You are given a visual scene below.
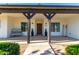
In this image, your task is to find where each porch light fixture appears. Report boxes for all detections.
[32,23,33,24]
[45,23,47,26]
[45,23,47,24]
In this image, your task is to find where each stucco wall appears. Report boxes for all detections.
[51,14,66,36]
[66,14,79,39]
[0,13,8,38]
[31,14,66,36]
[0,13,79,39]
[31,14,48,36]
[0,13,67,38]
[7,14,28,37]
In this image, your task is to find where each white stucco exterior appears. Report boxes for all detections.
[0,13,8,38]
[66,14,79,39]
[0,13,79,39]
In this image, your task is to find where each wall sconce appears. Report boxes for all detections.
[32,23,33,24]
[45,23,47,26]
[45,23,47,24]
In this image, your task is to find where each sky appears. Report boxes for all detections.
[0,0,79,3]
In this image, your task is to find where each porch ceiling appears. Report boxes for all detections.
[6,13,79,19]
[54,14,79,19]
[7,13,25,18]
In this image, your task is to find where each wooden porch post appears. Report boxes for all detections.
[44,13,56,43]
[23,13,35,43]
[28,19,31,43]
[48,20,51,43]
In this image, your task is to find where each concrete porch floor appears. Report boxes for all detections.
[0,36,79,44]
[31,36,79,45]
[51,36,79,45]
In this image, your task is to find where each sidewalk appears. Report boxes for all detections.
[24,42,55,55]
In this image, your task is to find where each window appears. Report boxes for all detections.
[21,22,28,32]
[51,22,60,32]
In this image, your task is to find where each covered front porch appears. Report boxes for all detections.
[0,13,79,43]
[0,5,79,44]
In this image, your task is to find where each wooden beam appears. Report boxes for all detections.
[0,8,79,13]
[43,13,56,20]
[23,13,35,43]
[43,13,56,43]
[23,12,35,19]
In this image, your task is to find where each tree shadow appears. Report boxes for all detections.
[40,49,53,55]
[28,50,39,55]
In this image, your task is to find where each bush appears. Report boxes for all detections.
[65,44,79,55]
[0,50,9,55]
[0,42,20,55]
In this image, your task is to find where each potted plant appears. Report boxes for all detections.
[31,28,34,36]
[45,29,47,36]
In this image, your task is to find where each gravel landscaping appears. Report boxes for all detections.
[19,43,27,55]
[51,44,68,55]
[51,43,79,55]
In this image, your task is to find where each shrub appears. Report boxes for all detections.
[65,44,79,55]
[0,50,9,55]
[0,42,20,55]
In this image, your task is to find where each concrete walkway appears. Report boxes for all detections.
[24,42,55,55]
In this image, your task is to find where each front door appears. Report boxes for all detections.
[37,24,42,35]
